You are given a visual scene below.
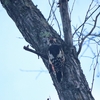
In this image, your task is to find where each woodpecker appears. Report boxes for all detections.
[48,38,65,82]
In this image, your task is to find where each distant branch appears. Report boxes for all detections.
[91,46,100,92]
[48,0,62,36]
[77,12,100,55]
[70,0,76,18]
[47,0,55,22]
[73,5,100,36]
[23,45,48,60]
[80,0,94,37]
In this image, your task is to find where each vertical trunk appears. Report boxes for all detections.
[59,0,73,47]
[0,0,94,100]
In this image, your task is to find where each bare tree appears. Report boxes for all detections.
[0,0,100,100]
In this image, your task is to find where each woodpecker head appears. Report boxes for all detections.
[48,37,56,46]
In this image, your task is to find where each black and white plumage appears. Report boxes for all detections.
[48,38,65,82]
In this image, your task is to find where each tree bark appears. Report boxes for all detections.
[0,0,94,100]
[59,0,73,47]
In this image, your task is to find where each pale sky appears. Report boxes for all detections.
[0,0,100,100]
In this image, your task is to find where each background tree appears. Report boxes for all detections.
[0,0,100,100]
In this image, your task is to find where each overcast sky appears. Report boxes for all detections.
[0,0,100,100]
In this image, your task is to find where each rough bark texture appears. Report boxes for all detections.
[0,0,95,100]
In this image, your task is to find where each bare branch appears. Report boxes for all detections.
[20,68,48,79]
[77,12,100,55]
[73,5,100,36]
[23,45,48,60]
[47,0,55,22]
[91,46,100,92]
[48,0,62,36]
[80,0,94,37]
[85,22,100,29]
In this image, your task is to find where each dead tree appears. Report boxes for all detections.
[0,0,95,100]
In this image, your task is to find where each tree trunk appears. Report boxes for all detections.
[0,0,94,100]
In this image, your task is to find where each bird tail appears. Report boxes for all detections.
[56,71,63,83]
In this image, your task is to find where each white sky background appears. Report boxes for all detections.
[0,0,100,100]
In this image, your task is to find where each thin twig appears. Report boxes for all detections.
[70,0,76,18]
[91,46,100,92]
[80,0,94,38]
